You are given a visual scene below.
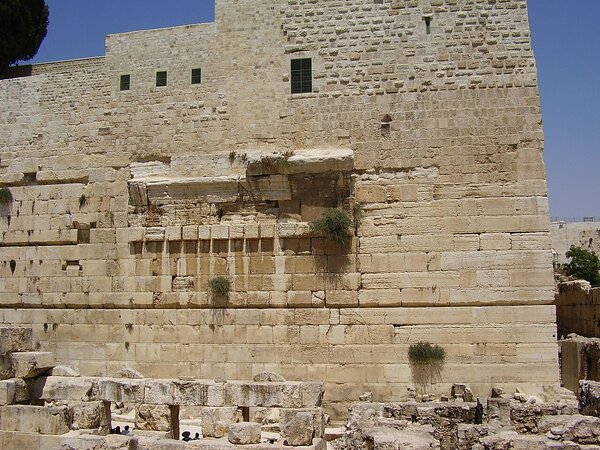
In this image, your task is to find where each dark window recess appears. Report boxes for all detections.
[191,68,202,84]
[291,58,312,94]
[156,71,167,87]
[120,74,130,91]
[424,16,432,34]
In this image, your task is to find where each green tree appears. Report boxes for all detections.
[0,0,49,70]
[564,245,600,287]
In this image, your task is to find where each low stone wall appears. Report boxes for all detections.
[556,281,600,338]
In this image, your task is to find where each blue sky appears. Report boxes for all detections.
[27,1,599,219]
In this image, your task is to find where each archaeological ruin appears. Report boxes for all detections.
[0,0,576,447]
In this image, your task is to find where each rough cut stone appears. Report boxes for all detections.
[579,380,600,417]
[31,376,95,402]
[253,371,286,382]
[112,368,145,379]
[280,408,324,446]
[227,422,261,445]
[200,406,240,438]
[135,404,172,431]
[49,365,80,377]
[68,401,108,430]
[10,352,54,379]
[0,380,16,406]
[0,405,71,435]
[0,327,33,355]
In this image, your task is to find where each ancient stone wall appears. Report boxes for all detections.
[552,221,600,265]
[556,281,600,338]
[0,0,558,418]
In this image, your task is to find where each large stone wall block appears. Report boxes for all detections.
[93,378,145,403]
[0,405,71,435]
[173,380,210,406]
[135,403,172,431]
[228,422,262,445]
[0,380,15,406]
[0,327,33,355]
[280,408,325,446]
[10,352,54,379]
[68,401,108,430]
[200,406,240,438]
[144,379,176,405]
[31,376,96,402]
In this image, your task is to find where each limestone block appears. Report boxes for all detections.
[0,327,32,355]
[12,378,29,403]
[579,380,600,417]
[144,379,176,405]
[112,368,145,379]
[200,406,239,438]
[198,225,211,240]
[165,226,182,241]
[68,401,108,430]
[228,422,261,445]
[48,365,80,377]
[10,352,54,379]
[211,225,229,240]
[0,405,71,435]
[145,227,165,241]
[0,380,15,406]
[278,222,311,238]
[253,371,286,382]
[93,378,145,403]
[31,376,96,402]
[182,225,198,240]
[135,404,172,431]
[0,355,13,380]
[280,408,324,446]
[173,380,209,406]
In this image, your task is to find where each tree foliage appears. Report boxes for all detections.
[0,0,49,69]
[564,245,600,287]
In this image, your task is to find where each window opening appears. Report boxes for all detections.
[156,71,168,87]
[291,58,312,94]
[191,68,202,84]
[424,16,432,34]
[120,74,130,91]
[381,114,392,136]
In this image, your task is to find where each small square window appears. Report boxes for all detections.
[191,68,202,84]
[291,58,312,94]
[156,71,167,87]
[120,74,130,91]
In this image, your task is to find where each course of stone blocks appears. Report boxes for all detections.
[0,0,559,418]
[0,327,327,449]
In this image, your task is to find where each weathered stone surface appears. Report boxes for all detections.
[136,404,173,431]
[93,378,145,403]
[49,365,80,377]
[200,406,240,438]
[253,372,286,383]
[280,408,324,446]
[0,405,70,435]
[0,328,32,355]
[112,368,145,379]
[579,380,600,417]
[0,380,15,406]
[227,422,261,445]
[10,352,54,379]
[68,401,108,430]
[32,376,96,402]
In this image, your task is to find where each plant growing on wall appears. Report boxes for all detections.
[208,276,231,297]
[0,187,13,204]
[564,245,600,287]
[310,208,352,245]
[408,342,446,395]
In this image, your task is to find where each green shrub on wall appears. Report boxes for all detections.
[310,208,352,245]
[0,187,13,204]
[208,276,231,297]
[408,342,446,395]
[408,342,446,364]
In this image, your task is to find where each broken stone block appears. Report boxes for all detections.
[253,371,286,382]
[228,422,261,445]
[12,378,29,403]
[31,376,95,402]
[451,384,468,399]
[200,406,240,438]
[0,327,33,355]
[491,387,504,398]
[112,368,144,379]
[0,355,14,380]
[10,352,54,378]
[49,365,80,377]
[0,380,16,405]
[0,405,71,435]
[280,408,325,446]
[144,379,176,405]
[68,401,108,430]
[579,380,600,417]
[135,404,172,431]
[93,378,145,403]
